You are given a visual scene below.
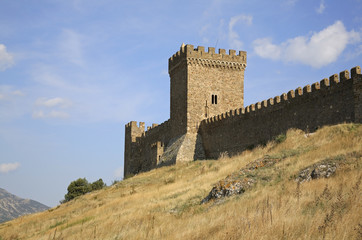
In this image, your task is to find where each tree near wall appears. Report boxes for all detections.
[91,178,106,191]
[62,178,106,203]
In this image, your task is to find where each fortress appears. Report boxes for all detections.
[124,44,362,177]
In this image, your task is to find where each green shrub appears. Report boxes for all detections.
[274,133,286,144]
[62,178,106,203]
[63,178,91,203]
[91,179,106,191]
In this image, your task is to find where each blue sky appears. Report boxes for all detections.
[0,0,361,207]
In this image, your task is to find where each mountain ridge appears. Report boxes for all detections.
[0,188,49,223]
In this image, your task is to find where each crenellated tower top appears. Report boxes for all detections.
[168,44,247,74]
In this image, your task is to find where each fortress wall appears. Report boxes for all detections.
[141,119,173,172]
[199,67,362,159]
[124,119,172,176]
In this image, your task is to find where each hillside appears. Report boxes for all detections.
[0,123,361,240]
[0,188,49,223]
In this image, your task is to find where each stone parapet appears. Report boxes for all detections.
[168,44,246,74]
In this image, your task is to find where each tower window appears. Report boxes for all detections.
[212,94,218,105]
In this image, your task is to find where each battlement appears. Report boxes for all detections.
[168,44,247,74]
[202,66,361,125]
[125,121,145,132]
[144,119,171,137]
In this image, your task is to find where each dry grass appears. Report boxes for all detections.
[0,123,361,240]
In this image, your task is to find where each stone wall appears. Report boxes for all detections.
[124,119,172,176]
[199,67,362,159]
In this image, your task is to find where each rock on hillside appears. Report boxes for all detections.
[0,188,49,223]
[201,155,280,203]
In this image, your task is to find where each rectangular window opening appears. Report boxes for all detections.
[212,94,218,105]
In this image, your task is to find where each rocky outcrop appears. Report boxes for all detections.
[296,161,338,183]
[201,178,255,204]
[296,152,361,183]
[201,155,281,204]
[202,151,361,204]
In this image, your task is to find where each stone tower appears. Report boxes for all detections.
[124,44,247,176]
[124,121,145,175]
[168,44,247,136]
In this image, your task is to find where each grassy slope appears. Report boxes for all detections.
[0,123,361,240]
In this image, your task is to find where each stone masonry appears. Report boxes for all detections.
[124,43,362,177]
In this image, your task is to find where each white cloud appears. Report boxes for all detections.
[253,21,361,68]
[32,110,45,119]
[35,97,72,108]
[59,29,85,66]
[31,64,79,91]
[345,44,362,60]
[0,44,14,71]
[253,38,281,60]
[49,111,69,119]
[316,0,326,14]
[348,29,362,44]
[230,15,252,27]
[199,25,211,45]
[28,61,154,123]
[33,97,72,119]
[12,90,24,96]
[32,97,72,119]
[0,86,27,120]
[114,165,123,179]
[0,86,24,101]
[0,162,20,173]
[284,0,298,7]
[32,110,69,119]
[199,25,210,36]
[228,15,252,50]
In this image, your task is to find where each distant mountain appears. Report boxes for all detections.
[0,188,49,223]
